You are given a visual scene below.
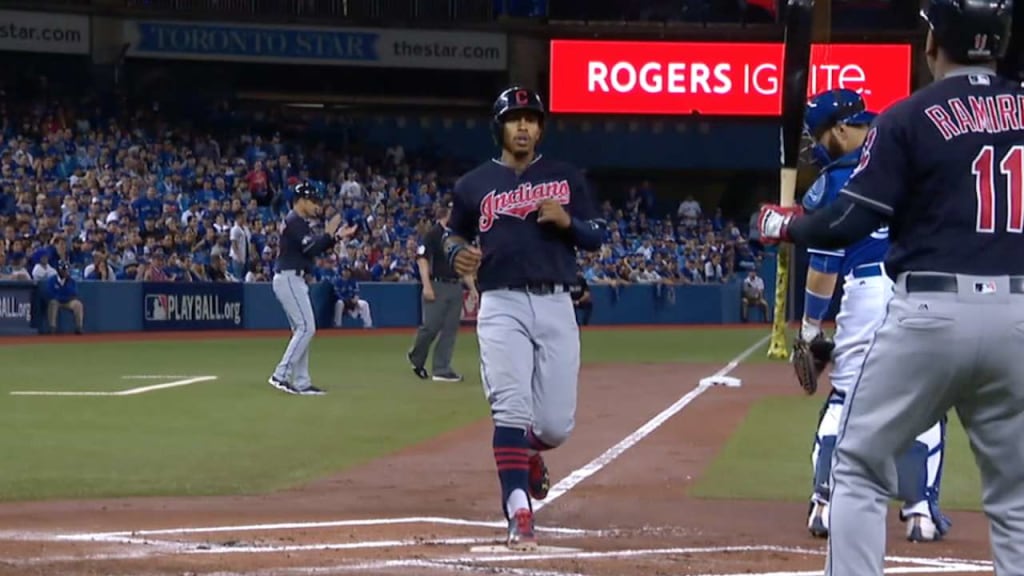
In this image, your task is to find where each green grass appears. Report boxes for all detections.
[690,395,984,511]
[0,327,769,502]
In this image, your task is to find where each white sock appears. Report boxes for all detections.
[506,489,529,517]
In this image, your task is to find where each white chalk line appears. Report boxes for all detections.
[534,333,769,512]
[25,525,995,576]
[121,375,194,379]
[10,375,218,396]
[54,516,598,541]
[220,544,991,576]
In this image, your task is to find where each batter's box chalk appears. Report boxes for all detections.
[470,544,582,554]
[700,376,742,388]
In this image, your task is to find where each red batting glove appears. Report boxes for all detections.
[758,204,804,244]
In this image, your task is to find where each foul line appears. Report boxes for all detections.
[55,516,598,541]
[243,544,991,576]
[534,334,770,512]
[11,376,218,397]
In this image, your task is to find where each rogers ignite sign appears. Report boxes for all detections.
[549,40,912,116]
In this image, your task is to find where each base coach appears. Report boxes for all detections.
[408,203,470,382]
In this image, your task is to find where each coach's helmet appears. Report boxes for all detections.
[293,181,323,203]
[921,0,1013,63]
[803,89,877,165]
[491,86,546,147]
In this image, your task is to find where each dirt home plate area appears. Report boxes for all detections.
[0,336,995,576]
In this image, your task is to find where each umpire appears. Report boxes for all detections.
[408,203,466,382]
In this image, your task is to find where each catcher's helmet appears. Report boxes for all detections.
[921,0,1013,63]
[491,86,545,146]
[293,181,323,202]
[803,89,877,164]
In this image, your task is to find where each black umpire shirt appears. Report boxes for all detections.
[418,223,459,281]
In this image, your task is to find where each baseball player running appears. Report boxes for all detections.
[758,1,1024,573]
[793,89,950,543]
[270,182,357,395]
[445,86,604,550]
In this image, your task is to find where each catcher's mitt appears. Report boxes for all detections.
[791,334,835,395]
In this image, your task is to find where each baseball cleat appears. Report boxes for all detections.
[432,372,464,382]
[506,508,537,551]
[906,514,942,542]
[268,376,299,394]
[528,453,550,500]
[297,385,327,396]
[808,501,829,539]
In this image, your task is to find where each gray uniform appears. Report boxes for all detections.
[409,222,463,377]
[271,210,336,392]
[781,69,1024,575]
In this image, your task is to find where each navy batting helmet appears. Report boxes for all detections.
[491,86,545,146]
[921,0,1013,63]
[293,181,323,202]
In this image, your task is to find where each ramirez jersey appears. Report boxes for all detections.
[802,149,888,277]
[449,155,600,292]
[841,68,1024,277]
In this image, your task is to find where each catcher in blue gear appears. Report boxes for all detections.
[794,89,952,542]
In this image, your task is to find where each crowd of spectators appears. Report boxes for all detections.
[0,96,762,291]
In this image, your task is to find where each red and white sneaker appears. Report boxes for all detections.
[506,508,537,551]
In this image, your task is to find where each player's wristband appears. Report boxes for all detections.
[568,216,603,247]
[804,289,831,323]
[446,242,466,269]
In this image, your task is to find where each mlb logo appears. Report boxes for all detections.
[145,294,169,321]
[974,281,997,295]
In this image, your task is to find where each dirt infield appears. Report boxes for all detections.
[0,340,992,575]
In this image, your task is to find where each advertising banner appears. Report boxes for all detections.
[0,10,90,55]
[142,282,244,331]
[0,281,35,335]
[123,20,507,71]
[549,40,912,115]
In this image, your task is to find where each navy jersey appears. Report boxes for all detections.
[803,149,888,277]
[841,68,1024,277]
[449,155,602,292]
[275,210,335,274]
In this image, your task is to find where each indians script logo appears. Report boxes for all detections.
[479,180,571,232]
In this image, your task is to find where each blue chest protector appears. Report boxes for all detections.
[802,148,888,279]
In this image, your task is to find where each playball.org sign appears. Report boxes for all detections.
[549,40,912,116]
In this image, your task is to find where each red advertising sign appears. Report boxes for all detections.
[549,40,912,116]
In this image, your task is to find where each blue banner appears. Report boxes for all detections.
[133,22,380,62]
[142,282,244,331]
[122,20,508,71]
[0,281,36,335]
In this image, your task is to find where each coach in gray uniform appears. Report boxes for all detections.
[408,203,468,382]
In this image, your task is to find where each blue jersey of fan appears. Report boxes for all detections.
[802,147,888,277]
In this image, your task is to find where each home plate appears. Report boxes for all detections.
[700,375,742,388]
[470,544,582,553]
